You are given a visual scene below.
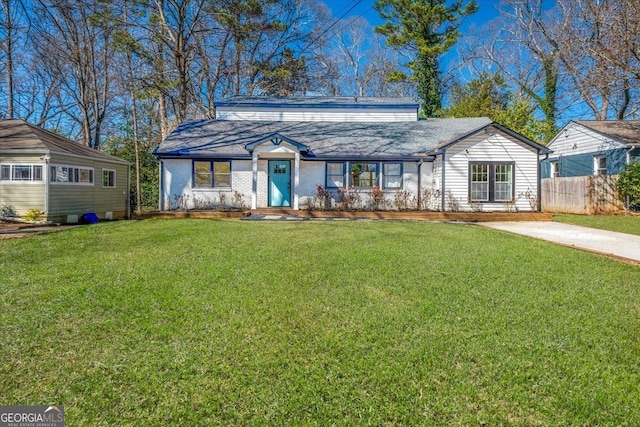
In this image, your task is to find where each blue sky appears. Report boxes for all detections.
[320,0,501,76]
[321,0,500,31]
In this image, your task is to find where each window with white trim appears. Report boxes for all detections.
[470,164,489,201]
[326,162,345,188]
[193,160,231,188]
[50,165,94,184]
[103,169,116,188]
[594,156,607,175]
[0,164,43,182]
[551,161,560,178]
[469,162,514,203]
[382,163,402,189]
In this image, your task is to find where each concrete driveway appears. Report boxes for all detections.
[480,221,640,264]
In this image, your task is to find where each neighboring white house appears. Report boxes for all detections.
[155,96,550,212]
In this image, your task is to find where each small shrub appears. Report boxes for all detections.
[337,188,362,211]
[232,191,248,210]
[393,190,416,211]
[23,208,44,222]
[368,186,385,210]
[617,162,640,211]
[216,193,227,211]
[468,198,483,212]
[518,189,539,211]
[1,203,17,218]
[171,194,190,211]
[192,196,215,210]
[309,185,332,210]
[445,190,459,212]
[504,198,518,213]
[420,187,441,211]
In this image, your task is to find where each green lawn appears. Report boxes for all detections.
[1,220,639,426]
[554,213,640,236]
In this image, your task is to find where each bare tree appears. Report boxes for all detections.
[33,0,116,148]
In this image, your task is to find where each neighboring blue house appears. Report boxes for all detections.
[542,120,640,178]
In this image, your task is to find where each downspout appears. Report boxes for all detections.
[625,145,638,165]
[127,163,131,218]
[158,159,164,211]
[42,153,51,219]
[624,146,638,210]
[440,151,446,212]
[538,151,548,212]
[417,159,423,209]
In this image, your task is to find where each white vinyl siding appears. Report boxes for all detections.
[216,106,417,122]
[547,122,627,158]
[442,133,539,212]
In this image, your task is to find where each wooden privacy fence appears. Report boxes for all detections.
[542,175,625,214]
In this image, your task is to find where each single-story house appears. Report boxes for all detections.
[155,96,551,212]
[542,120,640,178]
[0,119,130,223]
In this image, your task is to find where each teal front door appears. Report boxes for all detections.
[268,160,291,207]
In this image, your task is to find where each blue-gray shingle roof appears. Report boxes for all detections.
[156,118,494,159]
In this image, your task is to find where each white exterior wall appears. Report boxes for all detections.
[216,106,417,122]
[297,161,326,208]
[547,122,627,158]
[296,160,428,209]
[162,159,253,210]
[442,133,539,212]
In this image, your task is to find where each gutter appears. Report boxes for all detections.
[42,153,51,218]
[441,150,446,212]
[158,160,164,211]
[538,151,549,212]
[127,163,131,219]
[417,159,424,209]
[626,145,640,165]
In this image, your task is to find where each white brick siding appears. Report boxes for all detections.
[162,159,253,210]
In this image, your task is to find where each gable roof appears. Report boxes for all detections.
[215,96,419,109]
[573,120,640,146]
[430,122,551,155]
[0,119,128,164]
[156,118,494,159]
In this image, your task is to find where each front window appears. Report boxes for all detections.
[595,156,607,175]
[193,160,231,188]
[470,164,489,201]
[0,164,44,182]
[383,163,402,189]
[469,162,514,203]
[326,162,345,188]
[350,162,377,188]
[494,164,513,201]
